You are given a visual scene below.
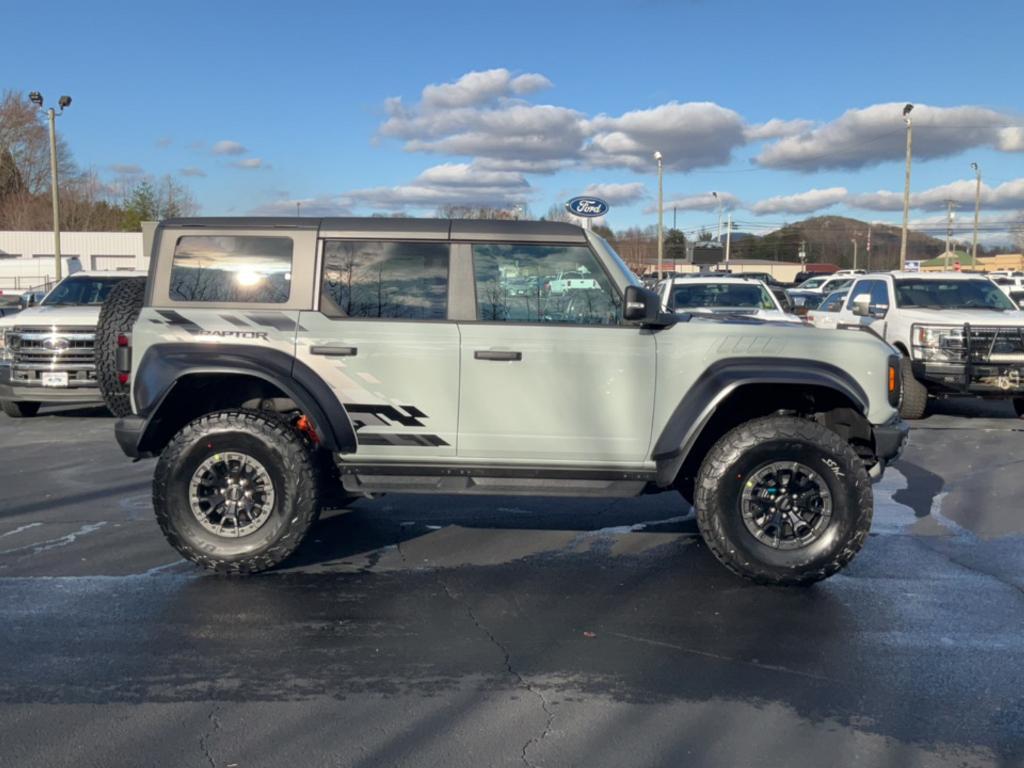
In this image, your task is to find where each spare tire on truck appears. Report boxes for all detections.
[95,277,146,418]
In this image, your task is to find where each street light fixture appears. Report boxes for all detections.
[899,103,914,270]
[970,162,981,263]
[30,91,72,283]
[654,151,664,279]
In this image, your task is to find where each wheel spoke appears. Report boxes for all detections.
[740,461,833,551]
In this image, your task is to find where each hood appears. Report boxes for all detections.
[0,304,101,328]
[896,307,1024,327]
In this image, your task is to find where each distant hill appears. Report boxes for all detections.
[728,216,948,270]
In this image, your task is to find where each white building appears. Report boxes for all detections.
[0,224,155,291]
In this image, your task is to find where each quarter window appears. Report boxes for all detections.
[472,244,621,325]
[320,241,449,320]
[170,236,293,303]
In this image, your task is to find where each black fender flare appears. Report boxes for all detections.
[132,343,357,454]
[652,357,870,487]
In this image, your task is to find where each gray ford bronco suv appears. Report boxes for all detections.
[113,217,908,585]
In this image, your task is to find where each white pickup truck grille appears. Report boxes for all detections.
[6,326,97,385]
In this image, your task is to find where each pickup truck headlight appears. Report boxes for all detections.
[912,324,965,362]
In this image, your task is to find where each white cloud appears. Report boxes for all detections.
[744,118,815,141]
[750,187,848,215]
[756,103,1021,171]
[584,102,747,172]
[998,126,1024,152]
[212,140,248,156]
[644,191,740,214]
[232,158,268,169]
[340,162,531,210]
[581,182,647,206]
[179,166,207,178]
[851,177,1024,212]
[419,68,552,110]
[109,163,144,175]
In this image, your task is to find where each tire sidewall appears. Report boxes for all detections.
[706,435,866,575]
[160,425,301,561]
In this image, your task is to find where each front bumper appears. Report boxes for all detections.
[870,415,910,480]
[913,360,1024,396]
[0,363,103,404]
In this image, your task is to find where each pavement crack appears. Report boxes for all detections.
[198,702,221,768]
[433,571,554,768]
[608,631,840,684]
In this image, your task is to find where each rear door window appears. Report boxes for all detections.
[170,236,293,303]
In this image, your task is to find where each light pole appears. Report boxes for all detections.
[899,103,914,270]
[850,238,858,271]
[970,162,981,263]
[712,191,723,243]
[296,201,302,217]
[29,92,72,284]
[654,151,664,279]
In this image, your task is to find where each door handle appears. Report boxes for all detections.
[474,350,522,361]
[311,345,357,357]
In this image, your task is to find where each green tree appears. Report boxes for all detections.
[121,180,158,231]
[665,228,687,263]
[697,229,715,242]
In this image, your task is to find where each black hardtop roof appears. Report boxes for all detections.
[159,217,588,242]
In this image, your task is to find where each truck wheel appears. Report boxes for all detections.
[694,415,872,586]
[153,410,320,574]
[95,276,146,418]
[1,401,40,418]
[898,359,929,420]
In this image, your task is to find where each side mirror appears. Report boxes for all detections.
[624,285,675,327]
[851,293,871,317]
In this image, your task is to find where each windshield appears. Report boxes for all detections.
[894,278,1017,311]
[587,232,641,286]
[825,278,854,291]
[670,283,776,311]
[798,276,827,289]
[41,276,128,306]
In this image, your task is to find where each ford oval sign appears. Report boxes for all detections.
[565,196,609,218]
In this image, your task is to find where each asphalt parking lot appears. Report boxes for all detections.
[1,402,1022,768]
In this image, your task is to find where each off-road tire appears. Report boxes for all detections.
[1013,398,1024,418]
[153,409,320,574]
[899,359,929,420]
[1,400,40,418]
[694,415,873,586]
[95,276,146,417]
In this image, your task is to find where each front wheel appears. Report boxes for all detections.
[899,359,929,420]
[153,410,320,574]
[1,401,40,418]
[694,416,873,586]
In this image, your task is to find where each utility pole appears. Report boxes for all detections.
[724,214,733,264]
[296,201,302,217]
[866,227,872,270]
[850,238,858,270]
[899,104,914,269]
[654,151,664,279]
[712,191,723,243]
[673,206,677,230]
[29,92,72,284]
[945,200,956,270]
[970,162,981,263]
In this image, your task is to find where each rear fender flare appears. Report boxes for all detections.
[133,343,356,453]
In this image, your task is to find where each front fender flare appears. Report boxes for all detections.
[652,357,869,487]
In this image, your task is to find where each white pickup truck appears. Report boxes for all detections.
[544,270,601,296]
[0,270,147,417]
[833,271,1024,419]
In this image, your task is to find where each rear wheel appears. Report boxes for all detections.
[0,400,40,418]
[899,359,929,420]
[153,410,320,573]
[95,276,146,417]
[694,415,873,586]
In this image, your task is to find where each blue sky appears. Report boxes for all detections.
[5,0,1024,243]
